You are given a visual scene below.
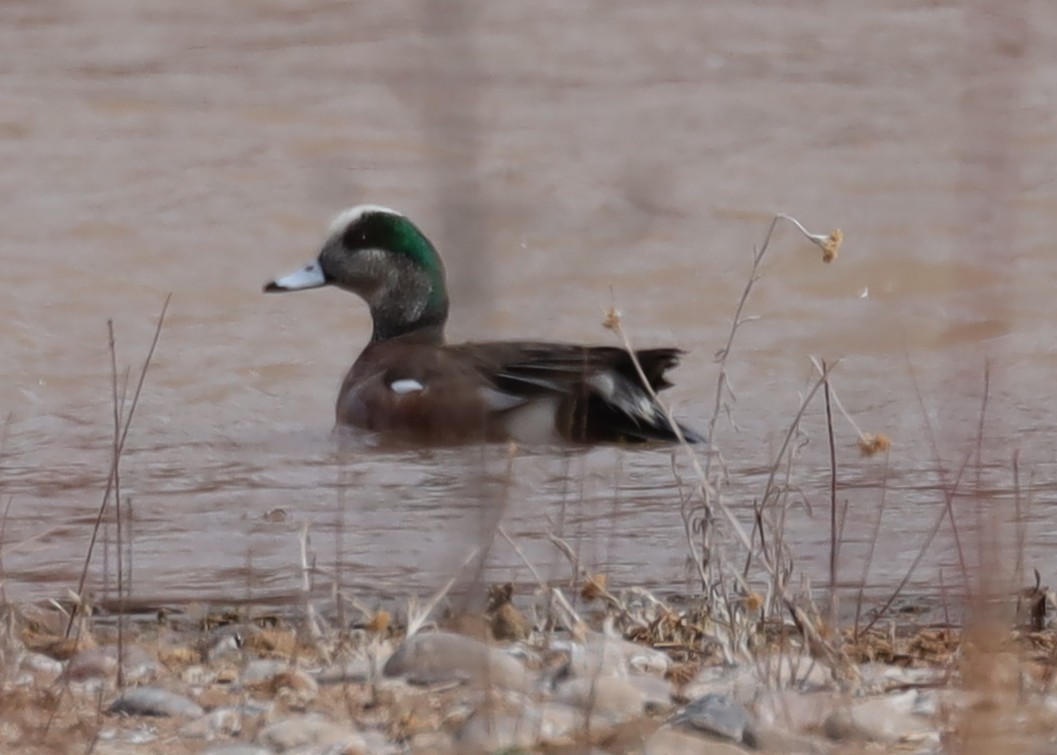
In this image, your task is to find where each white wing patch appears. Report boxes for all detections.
[390,379,424,395]
[479,386,528,411]
[587,373,616,398]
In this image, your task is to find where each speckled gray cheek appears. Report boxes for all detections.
[376,255,429,323]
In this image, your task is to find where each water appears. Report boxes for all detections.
[2,0,1056,612]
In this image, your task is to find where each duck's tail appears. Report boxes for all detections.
[567,348,706,445]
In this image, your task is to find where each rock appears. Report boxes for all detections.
[823,692,936,744]
[554,636,626,679]
[538,702,582,740]
[408,730,455,753]
[555,675,646,725]
[22,652,64,680]
[236,659,317,705]
[752,724,833,754]
[108,686,204,718]
[315,657,370,684]
[178,706,242,739]
[273,668,319,707]
[65,645,159,683]
[644,727,752,754]
[383,631,529,691]
[754,653,832,691]
[857,662,946,693]
[97,724,159,745]
[201,747,273,755]
[360,728,399,754]
[241,659,289,685]
[682,656,830,706]
[755,689,839,732]
[629,673,674,711]
[680,665,759,706]
[672,693,756,746]
[65,647,118,681]
[182,664,218,686]
[206,633,243,662]
[455,706,543,751]
[256,713,365,752]
[559,633,671,679]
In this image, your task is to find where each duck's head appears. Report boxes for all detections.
[265,205,449,343]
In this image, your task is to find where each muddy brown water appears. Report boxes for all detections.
[2,1,1056,615]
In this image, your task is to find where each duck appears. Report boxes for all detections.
[264,205,703,445]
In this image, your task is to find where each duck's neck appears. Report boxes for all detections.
[367,262,449,344]
[370,305,447,343]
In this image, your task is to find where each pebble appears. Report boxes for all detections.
[553,636,626,679]
[754,653,833,691]
[682,654,833,710]
[644,727,752,754]
[562,632,671,679]
[671,693,756,746]
[97,723,159,745]
[408,730,455,753]
[201,746,274,755]
[182,664,218,686]
[241,659,289,685]
[755,689,838,732]
[314,657,370,684]
[456,706,543,751]
[22,652,65,680]
[65,647,117,681]
[108,686,205,718]
[555,675,646,725]
[538,701,582,740]
[179,707,242,739]
[857,662,946,692]
[823,692,936,744]
[383,631,529,691]
[629,672,674,711]
[64,644,159,683]
[680,665,759,705]
[206,633,244,662]
[256,713,365,752]
[752,724,834,754]
[273,668,320,707]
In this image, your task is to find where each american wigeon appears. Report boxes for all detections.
[264,205,703,445]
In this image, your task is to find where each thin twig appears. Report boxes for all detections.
[498,526,546,589]
[406,546,481,637]
[109,321,126,689]
[860,442,974,636]
[66,295,171,638]
[823,360,838,630]
[907,352,970,589]
[854,450,891,640]
[1011,451,1025,584]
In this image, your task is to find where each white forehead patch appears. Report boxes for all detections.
[328,204,402,237]
[389,378,424,395]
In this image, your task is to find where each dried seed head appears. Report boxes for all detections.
[491,602,532,641]
[581,573,608,601]
[858,432,891,457]
[367,609,391,634]
[744,591,764,613]
[602,306,621,331]
[820,228,843,263]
